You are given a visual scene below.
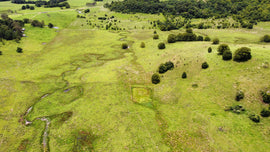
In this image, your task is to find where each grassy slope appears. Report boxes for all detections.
[0,0,270,151]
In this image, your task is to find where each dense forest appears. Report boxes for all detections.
[104,0,270,21]
[0,14,23,41]
[11,0,70,8]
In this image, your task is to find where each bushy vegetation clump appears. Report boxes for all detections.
[31,20,44,28]
[212,38,219,45]
[260,108,270,117]
[217,44,230,55]
[152,73,160,84]
[260,89,270,104]
[48,23,54,28]
[204,36,211,41]
[0,14,24,41]
[235,90,244,101]
[167,34,176,43]
[201,62,209,69]
[121,43,128,49]
[158,42,165,49]
[233,47,252,62]
[158,61,174,74]
[261,35,270,42]
[140,42,145,48]
[249,114,260,123]
[222,50,232,60]
[208,47,212,53]
[182,72,187,79]
[225,105,245,114]
[16,47,23,53]
[153,34,159,39]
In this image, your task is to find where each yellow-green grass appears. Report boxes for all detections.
[1,2,270,152]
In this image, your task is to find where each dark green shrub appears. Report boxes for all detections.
[22,5,26,10]
[0,51,2,55]
[233,47,252,62]
[48,23,54,28]
[140,42,145,48]
[204,36,211,41]
[208,47,212,53]
[222,50,232,60]
[158,61,174,74]
[30,6,35,10]
[197,35,203,41]
[167,34,176,43]
[225,105,245,114]
[261,35,270,42]
[261,89,270,104]
[153,30,157,34]
[153,34,159,39]
[260,108,270,117]
[152,73,160,84]
[247,23,253,29]
[212,38,219,45]
[182,72,187,79]
[217,44,230,55]
[84,9,90,13]
[16,47,23,53]
[235,90,244,101]
[201,62,209,69]
[249,114,260,123]
[158,42,165,49]
[176,33,183,41]
[121,43,128,49]
[182,33,197,41]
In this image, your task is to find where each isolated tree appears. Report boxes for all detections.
[197,35,203,41]
[22,5,26,10]
[217,44,230,55]
[158,42,165,49]
[212,38,219,44]
[16,47,23,53]
[201,62,209,69]
[249,114,260,123]
[235,90,244,101]
[182,72,187,79]
[121,43,128,49]
[26,5,30,9]
[233,47,252,62]
[222,50,232,60]
[208,47,212,53]
[30,6,35,10]
[152,73,160,84]
[167,34,176,43]
[261,89,270,104]
[140,42,145,48]
[48,23,54,28]
[84,9,90,13]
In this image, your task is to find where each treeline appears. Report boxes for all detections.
[104,0,270,21]
[0,14,23,41]
[11,0,70,8]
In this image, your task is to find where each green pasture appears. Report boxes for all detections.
[1,0,270,151]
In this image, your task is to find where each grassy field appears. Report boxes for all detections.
[1,0,270,151]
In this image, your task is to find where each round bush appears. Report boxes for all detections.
[260,108,270,117]
[16,47,23,53]
[158,64,167,74]
[167,34,176,43]
[182,72,187,79]
[153,34,159,39]
[249,114,260,123]
[204,36,211,41]
[121,43,128,49]
[261,35,270,42]
[222,50,232,60]
[218,44,230,55]
[201,62,209,69]
[208,47,212,53]
[140,42,145,48]
[0,51,2,55]
[233,47,252,62]
[212,38,219,45]
[235,90,244,101]
[153,30,157,34]
[158,42,165,49]
[48,23,54,28]
[152,73,160,84]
